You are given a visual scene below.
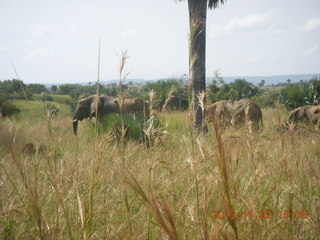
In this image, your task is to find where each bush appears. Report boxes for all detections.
[253,90,281,107]
[207,76,259,103]
[32,93,54,102]
[144,79,188,110]
[87,113,146,142]
[0,97,20,117]
[280,77,320,108]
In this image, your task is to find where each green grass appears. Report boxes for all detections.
[0,105,319,239]
[13,99,72,121]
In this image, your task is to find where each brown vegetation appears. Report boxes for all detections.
[0,107,319,239]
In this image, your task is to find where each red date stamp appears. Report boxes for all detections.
[212,210,308,220]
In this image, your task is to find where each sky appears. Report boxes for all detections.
[0,0,319,84]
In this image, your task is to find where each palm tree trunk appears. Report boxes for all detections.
[188,0,207,130]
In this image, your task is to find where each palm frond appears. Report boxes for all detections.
[176,0,226,10]
[208,0,225,9]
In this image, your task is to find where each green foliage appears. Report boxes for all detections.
[104,84,118,97]
[26,84,48,95]
[32,93,54,102]
[258,79,266,87]
[51,85,57,92]
[144,79,188,110]
[253,90,280,107]
[2,218,15,240]
[0,97,20,117]
[207,74,259,103]
[0,79,28,99]
[229,79,259,99]
[280,77,320,108]
[56,84,83,99]
[50,94,77,111]
[0,79,48,100]
[56,83,119,99]
[90,113,148,142]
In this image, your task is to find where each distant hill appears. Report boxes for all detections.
[215,74,319,86]
[43,73,319,88]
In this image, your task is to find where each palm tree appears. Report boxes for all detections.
[178,0,225,130]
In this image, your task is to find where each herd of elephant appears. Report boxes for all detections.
[72,94,320,135]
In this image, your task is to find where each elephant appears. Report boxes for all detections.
[72,95,147,135]
[288,105,320,125]
[206,100,232,127]
[206,98,263,130]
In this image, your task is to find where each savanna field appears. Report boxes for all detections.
[0,100,319,239]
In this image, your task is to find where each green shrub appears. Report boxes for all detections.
[253,90,281,107]
[207,76,259,103]
[280,77,320,108]
[144,79,188,110]
[87,112,161,144]
[0,97,20,117]
[32,93,54,102]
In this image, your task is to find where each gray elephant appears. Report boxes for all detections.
[72,95,147,135]
[206,98,263,130]
[288,105,320,125]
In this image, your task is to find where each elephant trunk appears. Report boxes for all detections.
[72,119,78,135]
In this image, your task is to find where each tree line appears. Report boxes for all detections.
[0,76,319,117]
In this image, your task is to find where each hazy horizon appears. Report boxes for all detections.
[1,0,319,84]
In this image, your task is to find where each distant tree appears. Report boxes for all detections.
[26,84,48,95]
[280,78,320,108]
[0,79,29,99]
[0,79,26,94]
[208,78,259,103]
[57,84,83,99]
[229,79,259,100]
[104,85,117,97]
[258,79,265,87]
[145,79,188,110]
[287,79,291,84]
[51,85,57,92]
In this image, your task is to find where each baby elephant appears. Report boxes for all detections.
[72,95,147,135]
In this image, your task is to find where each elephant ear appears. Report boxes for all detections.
[89,102,97,119]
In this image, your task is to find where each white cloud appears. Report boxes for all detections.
[226,12,273,31]
[56,24,80,39]
[67,24,80,34]
[32,23,51,38]
[307,45,319,55]
[209,11,277,39]
[246,55,264,64]
[31,23,80,40]
[121,29,137,38]
[301,17,320,32]
[25,48,55,60]
[0,45,4,52]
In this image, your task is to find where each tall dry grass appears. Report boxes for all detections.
[0,106,319,239]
